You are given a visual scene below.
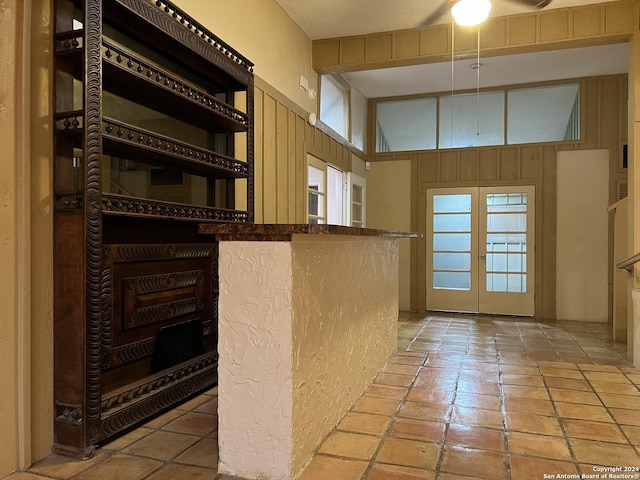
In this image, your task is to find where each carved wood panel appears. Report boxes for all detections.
[100,244,217,376]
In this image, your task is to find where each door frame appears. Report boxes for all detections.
[425,187,479,313]
[425,185,536,316]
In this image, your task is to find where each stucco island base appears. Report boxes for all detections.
[216,234,401,480]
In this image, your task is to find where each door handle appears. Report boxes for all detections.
[480,254,486,260]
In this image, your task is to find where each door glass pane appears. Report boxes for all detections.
[434,214,471,232]
[487,213,526,232]
[487,273,507,292]
[434,253,470,271]
[433,194,472,291]
[485,193,527,293]
[434,272,471,290]
[434,194,471,213]
[486,233,527,251]
[487,193,527,209]
[433,233,470,251]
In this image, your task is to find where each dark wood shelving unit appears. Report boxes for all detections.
[56,114,249,179]
[53,0,254,458]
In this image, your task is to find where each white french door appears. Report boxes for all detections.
[426,186,535,316]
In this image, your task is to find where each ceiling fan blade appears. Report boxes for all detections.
[506,0,552,9]
[417,1,453,30]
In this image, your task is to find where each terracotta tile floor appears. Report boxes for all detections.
[6,313,639,480]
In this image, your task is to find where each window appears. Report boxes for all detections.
[507,83,580,144]
[346,173,366,227]
[320,75,349,139]
[439,91,504,149]
[374,82,581,152]
[376,98,437,152]
[320,75,366,150]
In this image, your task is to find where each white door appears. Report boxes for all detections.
[307,154,345,225]
[426,186,535,316]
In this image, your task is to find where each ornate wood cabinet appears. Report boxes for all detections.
[53,0,253,457]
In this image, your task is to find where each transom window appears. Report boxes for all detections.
[375,82,580,152]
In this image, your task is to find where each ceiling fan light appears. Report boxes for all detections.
[451,0,492,27]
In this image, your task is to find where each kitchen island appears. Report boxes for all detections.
[199,223,418,480]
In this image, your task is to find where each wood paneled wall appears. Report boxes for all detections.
[253,77,364,224]
[313,1,639,73]
[252,74,627,317]
[372,75,627,317]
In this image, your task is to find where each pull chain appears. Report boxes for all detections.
[450,18,455,147]
[476,25,481,137]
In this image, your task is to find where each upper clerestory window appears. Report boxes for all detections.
[374,82,580,152]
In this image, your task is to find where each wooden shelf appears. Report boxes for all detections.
[54,37,248,133]
[102,193,249,223]
[104,0,253,88]
[55,112,249,179]
[102,38,248,133]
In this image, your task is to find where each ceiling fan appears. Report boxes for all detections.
[419,0,552,29]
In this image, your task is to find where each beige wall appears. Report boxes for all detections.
[174,0,317,115]
[371,75,628,317]
[1,0,24,474]
[1,0,54,476]
[30,0,55,463]
[367,160,413,310]
[629,32,640,365]
[556,150,610,321]
[611,197,628,339]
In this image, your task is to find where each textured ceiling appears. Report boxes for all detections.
[344,43,629,97]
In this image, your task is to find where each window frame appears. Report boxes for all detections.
[372,79,583,154]
[319,74,351,141]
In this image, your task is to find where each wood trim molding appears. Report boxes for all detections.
[17,0,33,470]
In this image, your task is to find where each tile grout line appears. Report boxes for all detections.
[537,360,584,477]
[498,358,513,480]
[356,351,433,480]
[582,364,640,460]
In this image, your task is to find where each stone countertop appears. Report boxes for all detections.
[198,223,421,241]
